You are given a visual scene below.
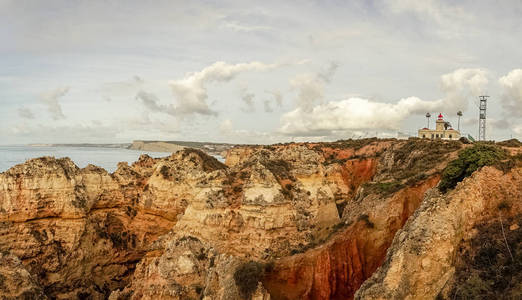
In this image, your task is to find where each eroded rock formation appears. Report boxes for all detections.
[0,139,519,300]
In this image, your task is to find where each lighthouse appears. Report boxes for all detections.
[418,113,461,140]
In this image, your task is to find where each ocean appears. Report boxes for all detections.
[0,146,210,173]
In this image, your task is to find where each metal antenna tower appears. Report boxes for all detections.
[478,96,489,141]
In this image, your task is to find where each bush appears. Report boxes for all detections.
[449,217,522,299]
[439,144,507,193]
[361,181,405,198]
[159,165,170,179]
[233,261,265,299]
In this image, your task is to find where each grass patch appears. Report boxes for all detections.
[439,144,507,193]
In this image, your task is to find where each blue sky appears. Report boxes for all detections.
[1,0,521,144]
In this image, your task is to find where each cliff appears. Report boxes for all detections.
[129,140,234,156]
[0,139,520,299]
[128,141,186,152]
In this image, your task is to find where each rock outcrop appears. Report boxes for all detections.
[0,139,519,299]
[355,166,522,300]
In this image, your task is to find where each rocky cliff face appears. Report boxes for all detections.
[355,166,522,300]
[0,139,519,300]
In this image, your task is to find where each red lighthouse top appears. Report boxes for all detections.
[438,113,443,119]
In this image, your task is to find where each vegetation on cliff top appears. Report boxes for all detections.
[496,138,522,147]
[390,139,461,181]
[438,144,508,193]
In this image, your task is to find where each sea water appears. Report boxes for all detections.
[0,146,223,173]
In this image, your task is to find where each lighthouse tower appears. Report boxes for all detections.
[435,113,445,131]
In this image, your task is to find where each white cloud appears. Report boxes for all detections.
[290,73,325,111]
[40,87,70,120]
[439,68,488,112]
[499,69,522,117]
[279,68,489,136]
[168,61,278,116]
[219,119,234,135]
[290,62,339,112]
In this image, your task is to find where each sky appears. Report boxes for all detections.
[1,0,521,145]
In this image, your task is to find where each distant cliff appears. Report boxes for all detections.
[128,141,186,152]
[128,140,234,155]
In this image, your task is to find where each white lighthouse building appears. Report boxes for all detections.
[418,113,460,140]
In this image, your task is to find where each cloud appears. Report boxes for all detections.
[384,0,474,38]
[135,90,176,115]
[279,68,489,136]
[263,100,273,113]
[318,61,339,83]
[439,68,488,112]
[8,122,120,143]
[239,87,256,113]
[513,124,522,136]
[270,90,283,107]
[101,76,145,100]
[290,62,340,112]
[279,97,414,136]
[219,119,234,135]
[499,69,522,117]
[168,61,278,117]
[222,21,273,33]
[291,73,325,112]
[18,107,34,119]
[40,87,69,120]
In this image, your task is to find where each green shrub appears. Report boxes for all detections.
[361,181,404,198]
[439,144,507,193]
[233,261,265,299]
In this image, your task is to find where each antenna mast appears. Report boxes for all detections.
[478,96,489,141]
[457,111,462,131]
